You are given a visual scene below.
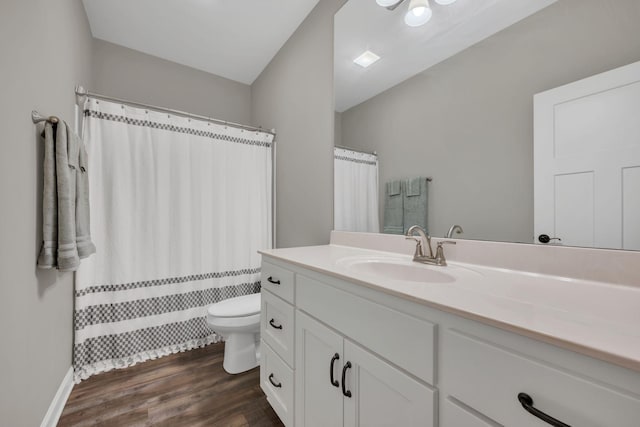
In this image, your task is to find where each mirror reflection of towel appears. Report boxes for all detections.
[403,177,428,234]
[405,177,422,196]
[383,180,404,234]
[386,180,401,196]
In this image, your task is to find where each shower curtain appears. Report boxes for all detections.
[73,98,273,381]
[334,147,379,233]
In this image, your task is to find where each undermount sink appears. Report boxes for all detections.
[337,256,457,283]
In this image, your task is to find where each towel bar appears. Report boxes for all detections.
[31,110,59,124]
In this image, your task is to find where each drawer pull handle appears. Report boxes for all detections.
[269,318,283,330]
[267,276,281,285]
[341,361,352,398]
[330,353,340,388]
[518,393,571,427]
[268,373,282,388]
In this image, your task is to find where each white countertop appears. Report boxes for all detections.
[260,243,640,372]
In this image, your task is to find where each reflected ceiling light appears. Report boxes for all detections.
[353,50,381,68]
[376,0,401,6]
[404,0,432,27]
[377,0,455,27]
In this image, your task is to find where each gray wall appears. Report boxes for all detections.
[92,39,252,123]
[251,0,347,248]
[340,0,640,243]
[0,1,94,425]
[334,111,343,149]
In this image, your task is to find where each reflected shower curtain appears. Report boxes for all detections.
[334,147,379,232]
[73,98,273,381]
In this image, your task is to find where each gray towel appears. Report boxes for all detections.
[405,177,421,196]
[403,177,428,235]
[37,122,95,271]
[383,180,404,234]
[386,180,401,196]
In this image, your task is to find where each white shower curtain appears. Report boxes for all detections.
[334,147,379,233]
[73,98,273,381]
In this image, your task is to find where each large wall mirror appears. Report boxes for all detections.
[333,0,640,250]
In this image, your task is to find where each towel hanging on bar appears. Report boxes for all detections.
[37,119,95,271]
[32,110,59,124]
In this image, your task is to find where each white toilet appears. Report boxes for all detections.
[206,292,261,374]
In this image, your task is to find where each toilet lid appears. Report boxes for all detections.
[207,293,261,318]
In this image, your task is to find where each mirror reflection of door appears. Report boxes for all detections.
[334,147,380,232]
[534,61,640,250]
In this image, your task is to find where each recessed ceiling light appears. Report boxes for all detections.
[353,51,381,68]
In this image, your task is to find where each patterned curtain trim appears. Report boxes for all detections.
[75,281,260,329]
[84,109,272,148]
[76,267,261,296]
[73,331,221,383]
[334,147,378,166]
[334,154,378,166]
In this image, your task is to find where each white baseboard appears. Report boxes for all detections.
[40,367,74,427]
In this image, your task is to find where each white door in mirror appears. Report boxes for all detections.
[534,60,640,250]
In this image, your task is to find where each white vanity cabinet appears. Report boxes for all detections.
[295,284,436,427]
[260,255,640,427]
[440,322,640,427]
[260,261,296,426]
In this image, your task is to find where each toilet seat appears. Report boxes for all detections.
[207,312,260,328]
[208,293,261,318]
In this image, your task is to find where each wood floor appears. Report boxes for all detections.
[58,343,284,427]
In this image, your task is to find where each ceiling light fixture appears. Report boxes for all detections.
[376,0,401,6]
[404,0,432,27]
[377,0,456,27]
[353,50,381,68]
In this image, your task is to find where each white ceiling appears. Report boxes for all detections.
[82,0,320,85]
[335,0,558,112]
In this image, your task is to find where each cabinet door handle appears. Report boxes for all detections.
[267,276,280,285]
[268,373,282,388]
[341,361,352,398]
[330,353,340,388]
[269,318,283,330]
[518,393,571,427]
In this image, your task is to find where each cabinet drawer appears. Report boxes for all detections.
[261,341,294,427]
[261,261,295,303]
[441,398,499,427]
[261,290,295,367]
[442,329,640,427]
[296,275,436,384]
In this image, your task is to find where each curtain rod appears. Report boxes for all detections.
[335,145,377,156]
[74,86,276,136]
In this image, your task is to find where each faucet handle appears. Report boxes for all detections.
[406,236,425,257]
[434,241,456,266]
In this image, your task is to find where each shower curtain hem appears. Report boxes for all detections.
[73,333,221,383]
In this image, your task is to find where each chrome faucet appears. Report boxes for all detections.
[405,225,456,266]
[446,224,464,239]
[405,225,433,259]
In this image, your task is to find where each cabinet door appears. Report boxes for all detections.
[343,340,436,427]
[295,311,344,427]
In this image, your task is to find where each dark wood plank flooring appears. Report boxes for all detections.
[58,343,284,427]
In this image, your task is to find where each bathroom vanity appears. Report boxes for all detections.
[259,232,640,426]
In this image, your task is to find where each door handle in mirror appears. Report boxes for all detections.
[538,234,562,244]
